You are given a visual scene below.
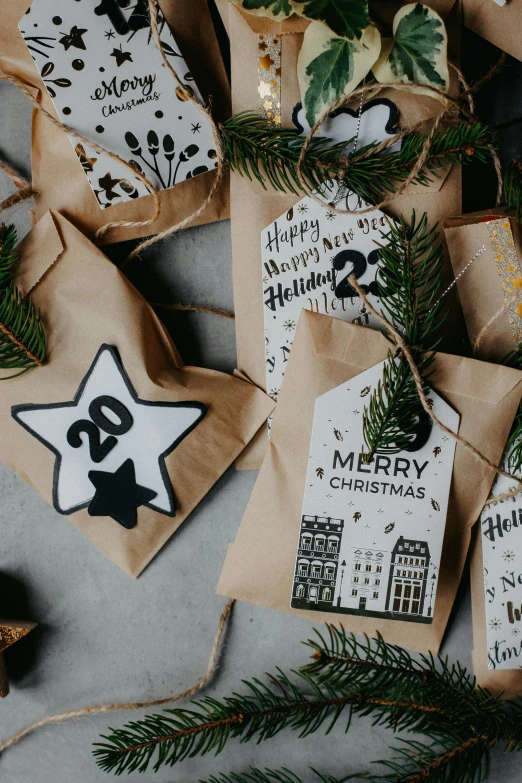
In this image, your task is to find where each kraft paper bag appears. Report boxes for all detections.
[443,211,522,363]
[462,0,522,62]
[216,0,463,471]
[0,0,230,245]
[218,310,522,653]
[0,211,273,577]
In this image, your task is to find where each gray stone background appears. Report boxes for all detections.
[0,9,522,782]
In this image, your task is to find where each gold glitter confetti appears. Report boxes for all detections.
[487,218,522,344]
[258,34,281,127]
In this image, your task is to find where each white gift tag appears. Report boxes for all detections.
[262,99,402,407]
[20,0,216,208]
[12,345,206,529]
[290,360,459,623]
[262,196,390,404]
[480,446,522,669]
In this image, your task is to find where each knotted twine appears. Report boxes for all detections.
[0,598,234,757]
[348,275,522,508]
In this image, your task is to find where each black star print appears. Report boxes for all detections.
[59,26,88,51]
[105,29,116,40]
[191,123,201,134]
[88,459,157,529]
[111,45,133,66]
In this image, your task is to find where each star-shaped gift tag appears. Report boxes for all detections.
[0,617,37,697]
[12,345,206,526]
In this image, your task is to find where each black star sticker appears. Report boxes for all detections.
[111,45,133,66]
[88,459,157,529]
[105,29,116,40]
[59,26,88,51]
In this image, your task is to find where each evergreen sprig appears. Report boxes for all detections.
[0,224,46,378]
[361,212,446,462]
[502,343,522,473]
[220,112,492,204]
[94,625,522,781]
[502,158,522,221]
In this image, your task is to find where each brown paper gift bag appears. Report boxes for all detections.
[218,310,522,652]
[443,211,522,363]
[0,0,230,245]
[444,212,522,693]
[0,210,273,577]
[462,0,522,63]
[214,0,463,471]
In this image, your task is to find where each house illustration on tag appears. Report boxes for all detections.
[290,361,459,624]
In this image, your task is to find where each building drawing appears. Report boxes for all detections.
[291,515,344,610]
[385,536,431,618]
[342,547,386,612]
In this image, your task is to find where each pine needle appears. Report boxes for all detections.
[361,212,446,462]
[220,113,493,203]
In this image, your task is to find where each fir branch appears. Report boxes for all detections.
[220,113,492,203]
[0,224,19,290]
[0,284,46,378]
[94,625,522,781]
[502,343,522,473]
[361,212,446,462]
[502,158,522,221]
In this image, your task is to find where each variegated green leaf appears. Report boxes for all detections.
[228,0,293,21]
[292,0,369,40]
[298,21,381,126]
[372,3,449,93]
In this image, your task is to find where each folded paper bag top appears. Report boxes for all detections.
[0,0,230,245]
[0,210,274,577]
[218,310,522,653]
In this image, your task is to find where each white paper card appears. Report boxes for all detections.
[20,0,216,208]
[262,194,389,403]
[12,345,206,527]
[290,360,459,624]
[262,99,402,405]
[480,446,522,670]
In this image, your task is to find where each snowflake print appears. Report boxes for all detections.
[283,320,296,331]
[269,388,280,401]
[512,628,521,636]
[489,618,502,631]
[326,210,336,221]
[298,204,308,213]
[503,550,516,562]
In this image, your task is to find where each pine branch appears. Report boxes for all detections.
[0,224,19,290]
[0,284,46,378]
[204,768,343,783]
[361,212,446,462]
[220,113,493,203]
[502,158,522,221]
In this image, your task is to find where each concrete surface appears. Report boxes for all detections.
[0,24,522,783]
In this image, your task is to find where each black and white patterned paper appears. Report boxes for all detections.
[20,0,216,208]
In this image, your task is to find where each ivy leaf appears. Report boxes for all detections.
[228,0,294,21]
[298,21,381,126]
[292,0,369,40]
[372,3,449,93]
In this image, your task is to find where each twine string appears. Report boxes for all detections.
[0,598,235,756]
[0,159,37,213]
[348,274,522,505]
[152,302,235,319]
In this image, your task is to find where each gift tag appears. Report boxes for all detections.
[262,196,390,405]
[290,360,459,623]
[480,447,522,670]
[20,0,216,208]
[12,345,206,528]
